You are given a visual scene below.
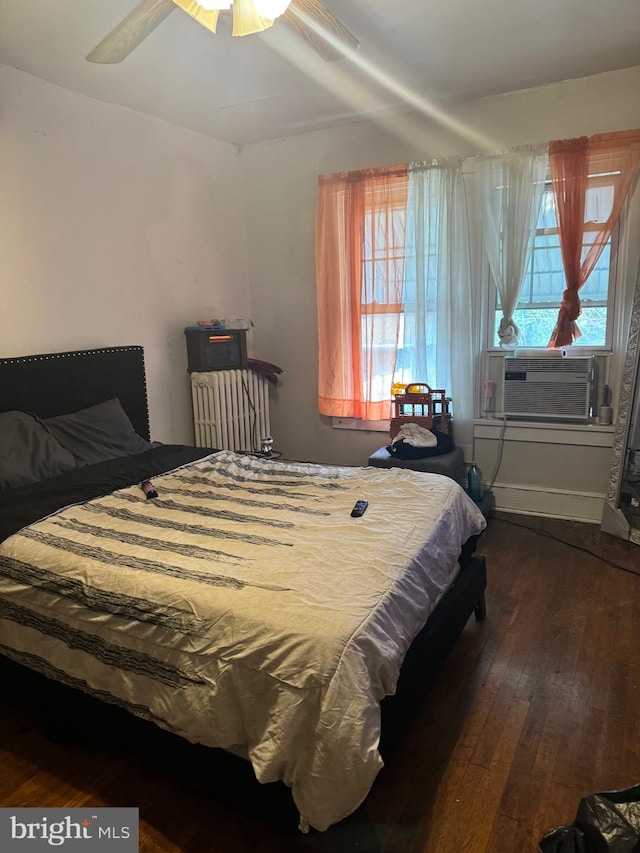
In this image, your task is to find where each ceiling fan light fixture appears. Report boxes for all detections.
[171,1,221,33]
[87,0,359,64]
[253,0,292,18]
[230,0,274,36]
[173,0,291,37]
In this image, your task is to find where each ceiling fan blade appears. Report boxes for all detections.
[283,0,359,62]
[86,0,176,63]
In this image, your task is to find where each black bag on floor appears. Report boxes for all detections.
[539,785,640,852]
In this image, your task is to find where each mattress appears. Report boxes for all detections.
[0,449,486,831]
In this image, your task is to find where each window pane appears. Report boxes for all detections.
[394,309,439,388]
[529,234,565,303]
[585,182,614,224]
[537,188,557,229]
[361,200,406,402]
[362,210,406,306]
[493,304,608,347]
[362,311,402,400]
[580,242,610,302]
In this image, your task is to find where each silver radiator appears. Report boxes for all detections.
[190,370,270,451]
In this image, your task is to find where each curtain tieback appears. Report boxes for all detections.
[549,289,583,348]
[498,317,519,347]
[559,289,582,321]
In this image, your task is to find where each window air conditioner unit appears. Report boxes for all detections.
[503,356,593,421]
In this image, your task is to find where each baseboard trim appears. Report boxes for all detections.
[491,482,605,524]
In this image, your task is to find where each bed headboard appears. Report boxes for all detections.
[0,345,150,441]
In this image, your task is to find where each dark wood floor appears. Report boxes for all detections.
[1,512,640,852]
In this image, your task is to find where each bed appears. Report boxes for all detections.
[0,345,487,833]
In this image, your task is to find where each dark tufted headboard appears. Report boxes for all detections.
[0,346,150,441]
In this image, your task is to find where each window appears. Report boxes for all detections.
[359,204,440,402]
[317,160,473,436]
[316,165,408,422]
[492,180,616,349]
[361,204,406,404]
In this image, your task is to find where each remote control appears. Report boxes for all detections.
[351,499,368,517]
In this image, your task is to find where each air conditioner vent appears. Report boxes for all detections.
[503,356,593,420]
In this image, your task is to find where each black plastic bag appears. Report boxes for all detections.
[539,823,585,853]
[539,785,640,852]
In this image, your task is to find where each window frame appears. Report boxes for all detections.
[485,178,622,356]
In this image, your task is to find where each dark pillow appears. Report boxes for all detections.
[0,410,77,491]
[43,398,151,466]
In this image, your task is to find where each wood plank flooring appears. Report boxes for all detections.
[1,512,639,852]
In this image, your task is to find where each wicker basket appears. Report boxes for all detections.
[390,383,451,440]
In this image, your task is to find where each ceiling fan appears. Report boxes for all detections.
[86,0,359,64]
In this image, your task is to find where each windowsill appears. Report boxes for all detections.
[474,417,614,431]
[332,417,391,432]
[485,347,613,355]
[473,417,615,447]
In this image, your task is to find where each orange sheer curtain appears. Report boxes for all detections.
[316,165,408,420]
[548,129,640,348]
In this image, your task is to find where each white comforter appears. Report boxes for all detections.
[0,451,485,830]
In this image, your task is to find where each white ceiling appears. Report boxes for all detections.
[1,0,639,146]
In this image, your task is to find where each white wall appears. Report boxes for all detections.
[3,61,640,521]
[0,64,250,444]
[240,66,640,477]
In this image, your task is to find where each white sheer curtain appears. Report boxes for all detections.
[477,144,548,347]
[395,158,475,456]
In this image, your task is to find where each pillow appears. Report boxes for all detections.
[0,410,77,491]
[43,398,151,466]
